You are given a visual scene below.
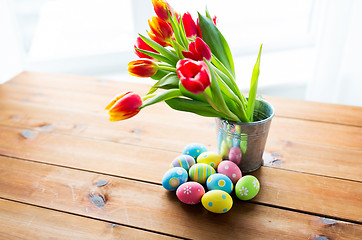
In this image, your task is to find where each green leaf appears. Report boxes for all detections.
[198,13,235,77]
[165,98,229,118]
[135,48,176,66]
[246,44,263,122]
[139,34,179,66]
[153,72,179,89]
[151,69,169,80]
[179,83,208,103]
[140,89,182,109]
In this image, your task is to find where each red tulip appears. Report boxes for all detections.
[148,16,173,44]
[182,12,197,38]
[182,37,212,61]
[151,0,172,22]
[176,59,211,95]
[134,37,158,59]
[148,31,168,47]
[128,59,159,78]
[105,92,142,121]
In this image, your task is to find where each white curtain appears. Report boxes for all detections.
[0,0,24,84]
[306,0,362,106]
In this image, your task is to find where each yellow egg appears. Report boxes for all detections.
[201,190,233,214]
[197,152,222,169]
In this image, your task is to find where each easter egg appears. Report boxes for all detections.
[235,175,260,200]
[189,163,215,184]
[183,143,208,160]
[197,152,222,169]
[217,161,242,184]
[176,182,205,205]
[162,167,188,191]
[201,190,233,214]
[228,147,242,165]
[206,173,233,194]
[170,155,195,171]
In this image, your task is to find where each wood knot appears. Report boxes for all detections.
[95,180,108,187]
[89,193,106,208]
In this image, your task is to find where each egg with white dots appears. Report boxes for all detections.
[206,173,233,194]
[217,160,242,184]
[201,190,233,214]
[183,143,207,160]
[162,167,188,191]
[197,151,222,169]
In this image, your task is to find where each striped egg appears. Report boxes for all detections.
[189,163,216,184]
[170,155,195,171]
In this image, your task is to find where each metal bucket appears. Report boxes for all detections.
[216,99,274,173]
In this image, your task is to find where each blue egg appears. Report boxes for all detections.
[183,143,208,160]
[206,173,233,194]
[170,155,195,171]
[162,167,188,191]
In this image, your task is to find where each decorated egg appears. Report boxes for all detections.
[206,173,233,194]
[162,167,188,191]
[197,151,222,169]
[189,163,215,184]
[235,175,260,200]
[170,155,195,171]
[183,143,208,160]
[176,182,205,205]
[201,190,233,214]
[217,161,242,184]
[228,147,242,165]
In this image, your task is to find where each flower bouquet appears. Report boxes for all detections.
[106,0,274,172]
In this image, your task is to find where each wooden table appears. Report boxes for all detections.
[0,72,361,239]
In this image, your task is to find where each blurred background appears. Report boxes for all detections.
[1,0,361,106]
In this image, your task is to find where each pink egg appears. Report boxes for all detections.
[228,147,242,165]
[217,161,242,184]
[176,182,205,205]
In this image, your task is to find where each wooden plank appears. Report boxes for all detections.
[7,71,362,127]
[1,100,362,182]
[0,156,361,240]
[0,199,177,240]
[1,83,362,152]
[0,127,361,222]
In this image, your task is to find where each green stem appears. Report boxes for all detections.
[158,65,177,72]
[203,91,219,112]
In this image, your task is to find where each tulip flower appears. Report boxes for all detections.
[128,59,159,78]
[148,31,168,47]
[182,37,212,61]
[134,37,158,59]
[176,59,211,95]
[148,16,173,44]
[151,0,172,22]
[105,92,142,121]
[182,12,197,38]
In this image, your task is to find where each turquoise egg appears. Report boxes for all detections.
[170,155,195,171]
[183,143,208,160]
[206,173,233,194]
[162,167,188,191]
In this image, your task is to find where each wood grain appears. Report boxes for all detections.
[8,71,362,126]
[1,83,361,151]
[0,126,361,222]
[1,100,361,182]
[0,156,361,240]
[0,199,177,240]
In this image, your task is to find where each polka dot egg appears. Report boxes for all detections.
[201,190,233,214]
[162,167,188,191]
[217,161,242,184]
[206,173,233,194]
[235,175,260,200]
[183,143,207,160]
[176,182,205,205]
[197,151,222,169]
[170,155,195,171]
[189,163,215,184]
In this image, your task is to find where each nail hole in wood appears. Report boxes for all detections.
[96,180,108,187]
[21,130,36,139]
[89,193,106,208]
